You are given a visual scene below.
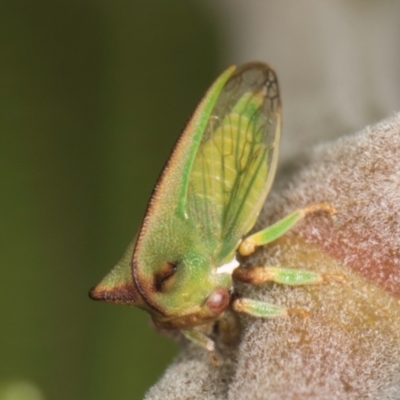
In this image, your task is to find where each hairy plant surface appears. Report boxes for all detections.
[145,115,400,400]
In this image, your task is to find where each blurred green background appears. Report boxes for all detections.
[0,1,221,399]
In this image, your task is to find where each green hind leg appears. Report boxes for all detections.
[238,202,336,256]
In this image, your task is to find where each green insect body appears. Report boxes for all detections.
[90,63,337,361]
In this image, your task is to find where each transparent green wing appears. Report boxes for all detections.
[185,63,281,260]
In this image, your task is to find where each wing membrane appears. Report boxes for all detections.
[186,63,281,260]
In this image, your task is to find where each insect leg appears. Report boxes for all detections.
[181,328,220,365]
[238,202,336,256]
[233,265,345,286]
[182,328,215,351]
[232,297,308,318]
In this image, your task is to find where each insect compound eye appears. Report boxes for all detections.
[205,287,230,315]
[153,261,177,292]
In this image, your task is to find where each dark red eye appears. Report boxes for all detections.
[206,288,230,314]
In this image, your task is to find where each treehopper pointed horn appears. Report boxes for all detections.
[89,240,144,306]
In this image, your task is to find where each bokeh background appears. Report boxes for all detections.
[1,1,399,399]
[1,2,221,399]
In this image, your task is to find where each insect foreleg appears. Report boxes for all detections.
[181,327,214,351]
[181,328,220,365]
